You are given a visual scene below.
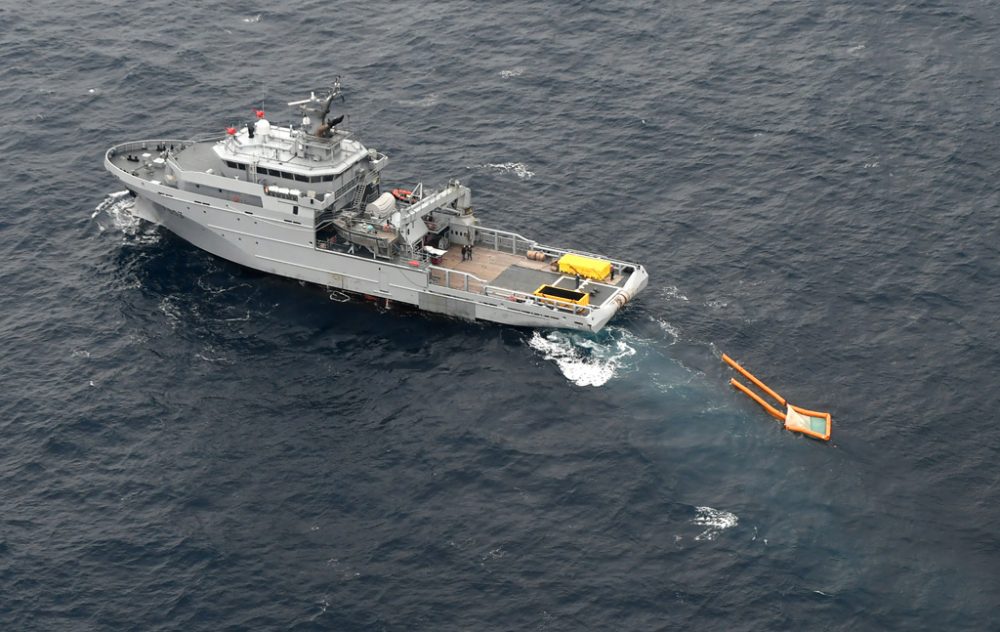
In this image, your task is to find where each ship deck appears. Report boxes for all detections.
[171,141,224,173]
[431,245,630,307]
[106,138,229,184]
[107,146,171,184]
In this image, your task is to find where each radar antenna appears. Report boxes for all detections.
[287,77,346,138]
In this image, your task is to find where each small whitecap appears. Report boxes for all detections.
[483,546,505,560]
[661,285,689,301]
[242,13,262,23]
[655,317,680,342]
[499,67,525,79]
[692,506,739,541]
[479,162,534,179]
[158,296,182,328]
[399,93,439,107]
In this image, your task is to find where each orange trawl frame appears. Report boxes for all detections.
[722,354,831,441]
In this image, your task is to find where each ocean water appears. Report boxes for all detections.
[2,0,999,629]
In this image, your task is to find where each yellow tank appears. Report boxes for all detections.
[558,253,612,281]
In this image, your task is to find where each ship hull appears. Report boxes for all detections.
[107,148,646,332]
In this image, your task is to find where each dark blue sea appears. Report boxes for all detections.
[2,1,999,629]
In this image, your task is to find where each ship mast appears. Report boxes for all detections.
[287,78,345,138]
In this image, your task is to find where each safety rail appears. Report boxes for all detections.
[296,131,354,159]
[524,243,638,280]
[472,226,536,256]
[230,130,342,162]
[483,285,595,316]
[426,264,594,317]
[350,168,378,210]
[107,138,186,158]
[107,137,226,164]
[532,243,636,271]
[315,207,337,230]
[186,132,227,144]
[468,225,636,281]
[427,266,488,293]
[399,247,432,265]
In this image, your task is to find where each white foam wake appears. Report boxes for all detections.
[479,162,534,179]
[660,285,689,301]
[653,317,680,343]
[528,329,636,387]
[92,191,140,233]
[92,190,159,243]
[398,93,439,107]
[692,506,739,541]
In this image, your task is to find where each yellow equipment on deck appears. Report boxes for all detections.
[558,253,612,281]
[722,354,832,441]
[533,284,590,306]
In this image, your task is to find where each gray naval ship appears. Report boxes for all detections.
[104,81,648,331]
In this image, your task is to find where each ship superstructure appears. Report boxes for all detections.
[104,81,648,331]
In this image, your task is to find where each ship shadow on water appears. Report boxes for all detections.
[98,207,520,350]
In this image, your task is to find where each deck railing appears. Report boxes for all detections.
[468,224,636,278]
[427,266,488,293]
[472,226,536,256]
[426,264,593,317]
[107,137,221,161]
[483,285,594,317]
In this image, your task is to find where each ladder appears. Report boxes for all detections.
[350,168,378,210]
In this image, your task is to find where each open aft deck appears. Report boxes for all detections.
[430,245,629,308]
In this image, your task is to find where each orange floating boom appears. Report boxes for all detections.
[789,405,828,418]
[729,378,785,421]
[722,353,832,441]
[721,354,786,406]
